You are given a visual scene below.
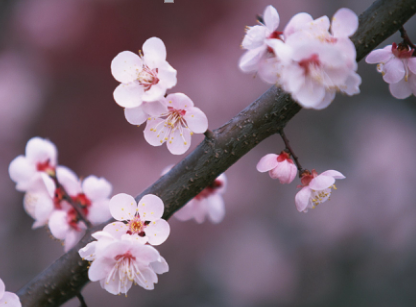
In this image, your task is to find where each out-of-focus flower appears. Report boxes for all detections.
[256,151,297,184]
[272,8,360,109]
[111,37,177,108]
[144,93,208,155]
[366,43,416,99]
[0,278,21,307]
[175,173,227,223]
[86,239,168,294]
[239,5,283,84]
[295,169,345,213]
[108,193,170,246]
[8,137,57,193]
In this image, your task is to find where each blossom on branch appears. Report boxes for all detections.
[108,193,170,246]
[256,151,297,184]
[366,43,416,99]
[295,169,345,213]
[0,278,21,307]
[175,173,227,223]
[144,93,208,155]
[111,37,177,108]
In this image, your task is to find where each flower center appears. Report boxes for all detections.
[127,217,144,235]
[392,42,414,59]
[195,179,223,200]
[37,160,55,176]
[299,54,321,76]
[137,65,159,91]
[310,185,337,208]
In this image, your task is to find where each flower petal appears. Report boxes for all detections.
[365,46,392,64]
[151,256,169,274]
[138,194,164,221]
[82,176,112,200]
[207,194,225,223]
[167,92,194,109]
[256,154,278,172]
[166,127,191,155]
[183,107,208,133]
[389,78,412,99]
[263,5,279,32]
[145,219,170,245]
[109,193,137,221]
[242,26,268,49]
[8,156,36,190]
[111,51,142,83]
[239,47,266,72]
[56,166,81,196]
[88,199,112,224]
[113,82,144,108]
[143,37,167,65]
[295,187,312,212]
[284,12,313,38]
[143,118,169,147]
[174,201,195,221]
[142,100,168,117]
[103,222,129,240]
[319,170,345,179]
[0,292,22,307]
[383,58,405,84]
[48,210,69,240]
[270,160,297,184]
[407,57,416,74]
[25,137,57,166]
[0,278,5,298]
[124,106,148,125]
[309,175,336,190]
[331,8,358,37]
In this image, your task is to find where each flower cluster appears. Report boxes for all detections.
[240,6,361,109]
[366,43,416,99]
[112,37,208,155]
[0,278,21,307]
[79,193,170,295]
[9,137,112,251]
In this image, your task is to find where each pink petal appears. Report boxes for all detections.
[242,26,268,49]
[0,278,5,298]
[207,194,225,223]
[40,173,56,197]
[151,256,169,274]
[409,73,416,95]
[130,242,160,263]
[143,118,169,147]
[295,187,312,212]
[309,175,336,190]
[138,194,165,221]
[174,201,195,221]
[157,62,177,88]
[341,72,362,96]
[293,79,326,108]
[263,5,279,32]
[88,255,113,282]
[145,219,170,245]
[193,198,208,223]
[256,154,278,172]
[25,137,57,166]
[141,83,165,102]
[239,47,265,72]
[167,92,194,109]
[183,107,208,133]
[383,58,405,83]
[135,268,157,290]
[88,199,111,224]
[124,106,148,125]
[103,222,128,240]
[109,193,137,221]
[0,292,22,307]
[113,82,144,108]
[320,170,345,179]
[142,100,168,117]
[284,12,313,37]
[270,160,297,184]
[215,173,227,194]
[331,8,358,37]
[8,156,36,189]
[365,47,392,64]
[166,127,191,155]
[407,57,416,74]
[48,210,69,240]
[64,229,85,252]
[56,166,81,196]
[389,78,412,99]
[82,176,112,200]
[142,37,167,65]
[33,193,54,228]
[78,241,97,261]
[111,51,142,84]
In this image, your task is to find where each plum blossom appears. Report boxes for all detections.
[144,93,208,155]
[295,169,345,213]
[256,151,297,184]
[366,43,416,99]
[271,8,361,109]
[111,37,177,108]
[85,238,168,294]
[239,5,283,83]
[9,137,57,194]
[108,193,170,246]
[0,278,21,307]
[175,173,227,223]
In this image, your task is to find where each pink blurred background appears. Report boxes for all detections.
[1,0,416,306]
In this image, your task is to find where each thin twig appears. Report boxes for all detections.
[76,293,88,307]
[279,129,303,174]
[399,26,416,50]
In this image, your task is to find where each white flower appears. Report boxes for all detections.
[9,137,57,193]
[144,93,208,155]
[175,173,227,223]
[239,5,283,83]
[0,278,21,307]
[108,193,170,246]
[295,169,345,213]
[86,239,168,294]
[366,43,416,99]
[271,8,361,109]
[111,37,177,108]
[256,151,297,184]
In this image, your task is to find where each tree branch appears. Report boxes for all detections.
[17,0,416,306]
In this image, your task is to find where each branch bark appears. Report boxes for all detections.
[17,0,416,306]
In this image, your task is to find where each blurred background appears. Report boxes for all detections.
[0,0,416,306]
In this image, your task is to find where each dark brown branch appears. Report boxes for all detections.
[17,0,416,306]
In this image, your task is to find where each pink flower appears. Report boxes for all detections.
[271,8,361,109]
[86,239,168,294]
[144,93,208,155]
[295,169,345,213]
[9,137,57,194]
[108,193,170,246]
[366,43,416,99]
[111,37,177,108]
[175,173,227,223]
[0,278,21,307]
[239,5,283,84]
[256,151,297,184]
